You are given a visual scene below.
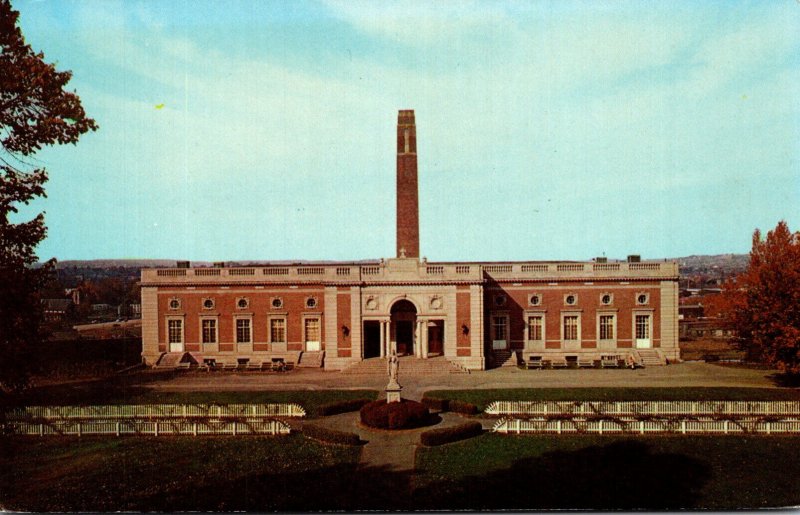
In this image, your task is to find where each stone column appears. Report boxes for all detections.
[379,320,386,358]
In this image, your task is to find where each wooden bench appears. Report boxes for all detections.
[176,362,191,370]
[246,361,263,371]
[578,357,595,368]
[526,357,543,370]
[600,356,619,368]
[551,360,568,369]
[221,361,238,371]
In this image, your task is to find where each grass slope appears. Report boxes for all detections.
[0,435,361,512]
[415,433,800,510]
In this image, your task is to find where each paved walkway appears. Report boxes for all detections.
[146,362,783,398]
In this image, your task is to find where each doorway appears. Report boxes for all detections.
[635,314,652,348]
[363,321,381,358]
[390,300,417,356]
[427,320,444,356]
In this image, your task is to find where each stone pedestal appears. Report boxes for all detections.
[386,380,402,403]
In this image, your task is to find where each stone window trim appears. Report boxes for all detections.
[233,315,253,344]
[596,312,617,342]
[528,293,542,307]
[270,297,284,309]
[636,292,650,305]
[199,316,218,344]
[305,296,318,309]
[168,297,181,310]
[600,293,614,306]
[236,297,250,310]
[202,298,215,310]
[564,293,578,306]
[494,294,507,307]
[632,310,654,343]
[268,315,287,344]
[560,311,582,342]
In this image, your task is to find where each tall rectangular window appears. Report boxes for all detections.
[528,315,543,341]
[201,319,217,344]
[168,319,183,344]
[599,315,614,340]
[492,316,507,341]
[236,318,251,344]
[270,318,286,343]
[304,317,321,351]
[636,315,650,339]
[563,315,578,341]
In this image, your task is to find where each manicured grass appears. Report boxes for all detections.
[0,434,361,512]
[414,433,800,510]
[424,387,800,411]
[14,386,379,418]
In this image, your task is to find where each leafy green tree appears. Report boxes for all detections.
[1,0,97,390]
[722,221,800,373]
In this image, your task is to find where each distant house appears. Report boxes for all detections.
[41,298,73,322]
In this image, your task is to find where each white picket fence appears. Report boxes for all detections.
[10,418,292,436]
[3,403,305,437]
[485,400,800,417]
[6,403,306,421]
[493,417,800,435]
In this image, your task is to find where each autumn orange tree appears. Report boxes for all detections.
[721,221,800,373]
[1,0,96,390]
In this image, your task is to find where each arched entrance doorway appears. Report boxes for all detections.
[390,299,417,356]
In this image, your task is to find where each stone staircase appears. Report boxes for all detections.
[154,352,195,369]
[636,349,667,366]
[340,356,467,376]
[298,351,324,368]
[489,350,518,369]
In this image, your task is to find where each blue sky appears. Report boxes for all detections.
[11,0,800,262]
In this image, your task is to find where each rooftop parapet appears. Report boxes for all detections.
[141,259,677,285]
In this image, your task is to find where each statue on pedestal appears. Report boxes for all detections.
[386,349,401,403]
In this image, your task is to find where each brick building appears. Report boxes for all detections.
[141,110,679,370]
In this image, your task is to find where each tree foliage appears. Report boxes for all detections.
[721,221,800,373]
[0,0,97,391]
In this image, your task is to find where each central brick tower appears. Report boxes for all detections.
[396,109,419,258]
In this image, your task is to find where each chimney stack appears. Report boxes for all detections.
[396,110,419,258]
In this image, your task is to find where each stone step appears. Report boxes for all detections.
[298,351,324,368]
[341,357,466,375]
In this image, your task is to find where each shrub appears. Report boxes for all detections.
[420,421,483,446]
[318,398,372,416]
[302,424,361,446]
[421,397,448,412]
[448,399,479,415]
[359,399,430,430]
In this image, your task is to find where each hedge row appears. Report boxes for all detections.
[317,398,373,416]
[360,399,430,430]
[420,421,484,446]
[422,397,479,415]
[301,424,361,446]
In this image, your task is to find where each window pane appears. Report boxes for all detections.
[236,319,251,343]
[636,315,650,339]
[202,319,216,343]
[528,316,543,340]
[305,318,320,342]
[564,316,578,340]
[600,315,614,340]
[270,318,286,343]
[168,320,182,343]
[492,316,507,340]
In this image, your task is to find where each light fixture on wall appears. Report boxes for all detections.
[341,325,350,338]
[461,324,469,335]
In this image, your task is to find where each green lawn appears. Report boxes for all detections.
[414,433,800,510]
[15,386,379,418]
[424,387,800,411]
[0,434,362,512]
